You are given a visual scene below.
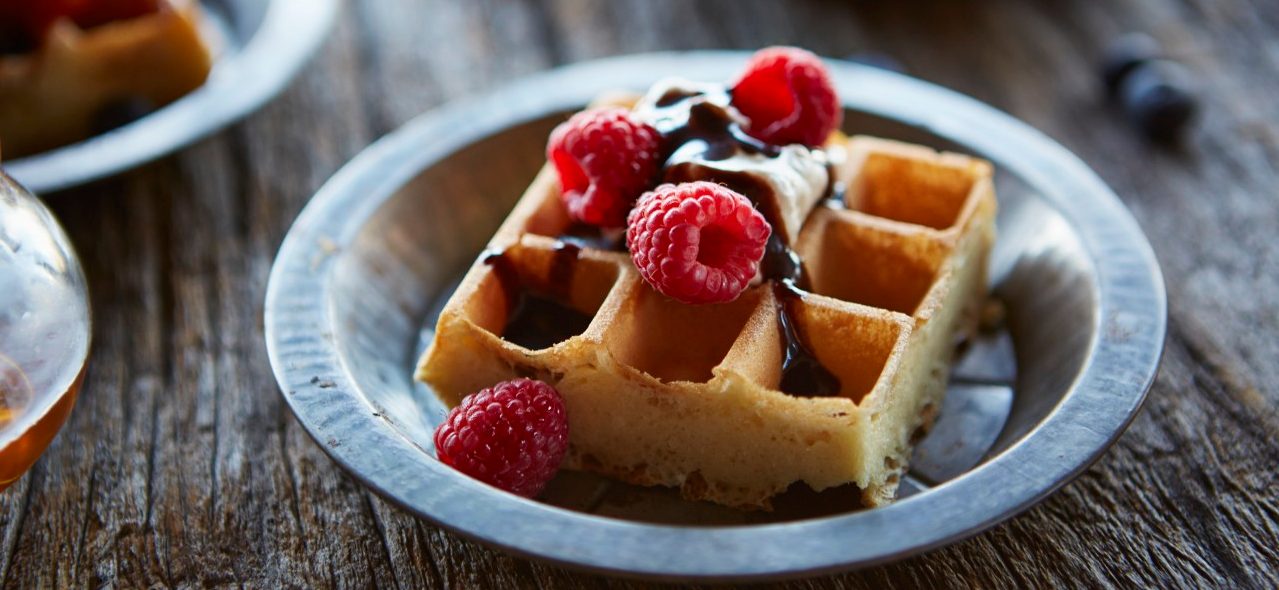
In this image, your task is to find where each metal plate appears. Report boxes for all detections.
[5,0,339,194]
[264,52,1166,581]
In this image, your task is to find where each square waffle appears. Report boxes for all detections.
[418,109,996,510]
[0,0,212,157]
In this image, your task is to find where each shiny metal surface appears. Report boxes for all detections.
[264,52,1167,581]
[6,0,339,194]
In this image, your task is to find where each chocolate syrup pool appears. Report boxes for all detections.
[484,243,593,351]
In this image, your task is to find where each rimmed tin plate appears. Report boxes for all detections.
[264,52,1166,581]
[5,0,339,194]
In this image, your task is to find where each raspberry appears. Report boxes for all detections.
[433,378,569,498]
[626,181,772,304]
[731,46,842,147]
[546,108,662,227]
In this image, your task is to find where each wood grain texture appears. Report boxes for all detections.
[4,0,1277,587]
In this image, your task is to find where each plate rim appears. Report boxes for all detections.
[4,0,340,194]
[264,51,1167,582]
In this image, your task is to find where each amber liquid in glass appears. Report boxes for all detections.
[0,173,91,491]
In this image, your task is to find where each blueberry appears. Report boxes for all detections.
[1101,33,1162,97]
[1119,60,1199,141]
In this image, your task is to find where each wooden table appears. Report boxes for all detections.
[4,1,1276,587]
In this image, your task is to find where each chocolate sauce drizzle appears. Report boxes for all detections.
[648,87,780,161]
[548,240,581,291]
[483,243,592,350]
[774,281,842,396]
[645,86,842,397]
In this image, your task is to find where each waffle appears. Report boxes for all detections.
[0,0,212,158]
[418,103,996,510]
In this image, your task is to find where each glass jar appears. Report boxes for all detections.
[0,171,91,490]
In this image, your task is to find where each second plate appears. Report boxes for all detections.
[5,0,339,194]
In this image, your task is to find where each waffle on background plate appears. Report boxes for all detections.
[418,94,997,510]
[0,0,212,158]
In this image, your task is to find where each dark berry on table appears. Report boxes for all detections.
[1101,33,1163,96]
[1119,60,1199,141]
[433,378,569,498]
